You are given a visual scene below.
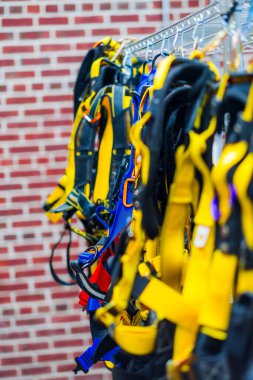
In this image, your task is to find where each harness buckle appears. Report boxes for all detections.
[84,113,101,124]
[123,177,135,207]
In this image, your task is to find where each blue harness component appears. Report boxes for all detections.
[73,337,120,374]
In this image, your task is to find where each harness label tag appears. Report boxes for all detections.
[194,225,210,248]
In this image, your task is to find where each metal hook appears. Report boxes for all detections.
[173,26,179,50]
[160,34,167,56]
[145,41,154,62]
[192,15,204,49]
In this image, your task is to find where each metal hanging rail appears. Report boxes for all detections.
[122,0,253,58]
[123,2,221,55]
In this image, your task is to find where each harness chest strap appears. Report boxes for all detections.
[171,75,231,364]
[197,133,250,341]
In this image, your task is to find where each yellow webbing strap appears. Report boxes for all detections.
[93,86,132,202]
[198,250,237,338]
[160,144,195,292]
[196,78,251,340]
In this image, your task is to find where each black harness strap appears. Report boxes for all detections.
[49,222,76,286]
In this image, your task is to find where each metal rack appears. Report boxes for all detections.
[122,1,253,67]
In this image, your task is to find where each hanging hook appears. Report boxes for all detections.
[160,34,167,56]
[145,40,154,62]
[173,26,179,51]
[192,15,204,49]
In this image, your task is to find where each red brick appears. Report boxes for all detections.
[4,235,16,241]
[39,17,68,25]
[0,296,10,304]
[15,244,43,253]
[56,364,74,372]
[3,45,34,54]
[29,181,59,188]
[13,220,42,228]
[76,42,93,50]
[82,3,93,10]
[2,357,32,366]
[2,18,33,27]
[20,341,52,356]
[43,95,72,102]
[23,233,35,239]
[0,110,17,117]
[0,370,17,378]
[38,306,50,313]
[60,107,73,114]
[20,31,50,39]
[136,2,147,8]
[36,328,65,337]
[22,57,50,65]
[0,159,13,166]
[20,307,33,314]
[1,258,27,266]
[47,168,65,176]
[12,195,40,203]
[8,122,37,128]
[41,69,70,77]
[50,83,62,89]
[0,332,29,340]
[0,283,28,291]
[22,366,51,376]
[64,4,75,11]
[17,320,46,328]
[9,146,38,153]
[128,27,156,34]
[0,209,23,216]
[92,28,120,36]
[16,294,45,302]
[35,281,60,289]
[0,134,19,141]
[38,353,67,362]
[0,59,14,67]
[6,71,35,79]
[25,109,54,116]
[0,345,14,353]
[111,15,139,22]
[46,5,58,12]
[32,83,44,90]
[13,84,26,91]
[189,0,199,5]
[75,16,103,24]
[146,14,163,21]
[52,315,81,324]
[152,0,162,8]
[37,157,49,164]
[15,269,44,278]
[100,3,111,10]
[25,132,54,140]
[118,2,129,9]
[27,5,40,13]
[54,339,83,348]
[1,247,9,254]
[11,170,40,178]
[44,119,71,127]
[71,326,90,334]
[56,30,85,38]
[3,309,15,316]
[0,33,13,41]
[0,185,22,192]
[17,158,31,164]
[10,6,22,13]
[41,44,70,52]
[7,96,36,105]
[171,0,182,6]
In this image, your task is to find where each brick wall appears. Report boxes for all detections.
[0,1,209,379]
